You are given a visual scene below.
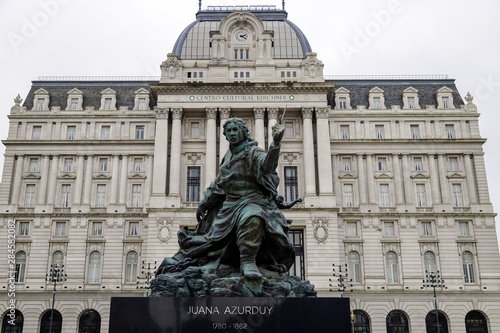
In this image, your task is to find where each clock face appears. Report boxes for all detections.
[234,29,249,42]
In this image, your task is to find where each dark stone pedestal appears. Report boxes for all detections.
[109,297,351,333]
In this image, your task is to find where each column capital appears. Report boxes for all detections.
[220,107,231,119]
[171,108,183,120]
[301,107,314,119]
[253,107,265,119]
[316,107,330,119]
[268,107,279,120]
[154,107,169,118]
[206,108,217,119]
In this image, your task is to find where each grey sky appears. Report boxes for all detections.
[1,0,499,250]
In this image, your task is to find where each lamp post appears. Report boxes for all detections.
[45,264,67,333]
[137,261,156,297]
[330,263,352,298]
[423,270,445,333]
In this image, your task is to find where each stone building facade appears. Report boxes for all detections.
[0,5,499,333]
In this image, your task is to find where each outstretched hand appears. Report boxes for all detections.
[272,120,285,146]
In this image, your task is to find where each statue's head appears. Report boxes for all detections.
[223,117,254,144]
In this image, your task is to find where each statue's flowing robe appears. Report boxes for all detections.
[157,140,295,274]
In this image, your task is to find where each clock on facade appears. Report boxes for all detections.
[234,29,249,42]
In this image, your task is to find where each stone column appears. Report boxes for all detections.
[219,108,230,163]
[119,155,129,205]
[472,153,490,203]
[315,107,333,195]
[46,155,59,205]
[110,155,120,204]
[428,154,441,205]
[74,155,85,205]
[392,154,404,205]
[168,108,183,197]
[145,155,154,206]
[151,108,169,197]
[437,154,450,204]
[253,108,266,150]
[82,156,94,205]
[36,155,50,205]
[401,154,413,205]
[267,107,279,150]
[357,154,367,205]
[365,154,375,205]
[10,155,24,205]
[463,153,477,204]
[331,153,339,197]
[205,108,218,189]
[301,108,316,196]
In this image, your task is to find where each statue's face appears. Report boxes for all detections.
[225,123,245,145]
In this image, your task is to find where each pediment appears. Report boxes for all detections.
[339,172,357,179]
[410,172,429,179]
[67,88,83,95]
[23,173,41,179]
[403,86,418,94]
[58,173,76,179]
[335,87,351,94]
[374,172,392,179]
[34,88,49,95]
[134,88,150,95]
[447,172,465,179]
[93,173,111,179]
[369,86,385,94]
[129,173,146,179]
[100,88,117,95]
[436,86,453,94]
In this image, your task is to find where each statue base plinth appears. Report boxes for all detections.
[109,297,351,333]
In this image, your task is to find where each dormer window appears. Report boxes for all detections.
[99,88,117,111]
[368,87,385,110]
[334,87,352,110]
[104,98,112,110]
[32,88,50,111]
[133,88,150,111]
[402,87,420,109]
[36,98,45,110]
[373,97,381,109]
[66,88,83,111]
[442,96,449,108]
[436,86,455,109]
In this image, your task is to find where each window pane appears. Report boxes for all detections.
[92,222,103,236]
[60,184,71,207]
[67,126,76,140]
[459,222,470,236]
[421,222,432,236]
[131,184,142,207]
[340,125,349,139]
[445,124,455,139]
[135,125,145,140]
[287,230,305,280]
[452,184,463,207]
[285,122,294,137]
[346,222,357,236]
[125,251,138,283]
[344,184,353,207]
[424,251,437,274]
[32,126,41,140]
[19,222,30,236]
[64,158,73,172]
[378,157,387,171]
[384,222,395,236]
[25,184,36,207]
[348,252,361,283]
[342,157,351,171]
[380,184,390,207]
[99,158,108,172]
[191,122,199,138]
[134,158,143,172]
[410,124,420,138]
[413,157,423,171]
[416,184,427,207]
[449,157,459,171]
[386,252,399,284]
[88,251,101,283]
[29,158,39,172]
[462,252,475,283]
[101,126,110,140]
[15,251,26,282]
[96,184,106,207]
[129,222,139,236]
[284,166,298,202]
[55,222,66,236]
[375,125,384,139]
[187,167,201,202]
[339,97,346,109]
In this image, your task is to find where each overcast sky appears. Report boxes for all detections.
[1,0,499,249]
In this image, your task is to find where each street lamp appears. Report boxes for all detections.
[423,270,445,333]
[45,264,67,333]
[330,263,352,298]
[137,261,156,296]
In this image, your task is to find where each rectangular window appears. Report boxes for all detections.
[421,221,432,236]
[67,125,76,140]
[135,125,145,140]
[343,184,354,207]
[284,166,298,202]
[138,98,146,110]
[342,157,351,171]
[199,72,204,78]
[346,222,358,236]
[410,125,420,139]
[442,96,450,108]
[408,97,416,109]
[101,126,110,140]
[92,222,103,236]
[445,124,455,139]
[191,122,199,138]
[413,157,423,171]
[459,222,470,236]
[281,71,285,78]
[373,97,381,109]
[187,167,201,202]
[339,97,346,109]
[36,98,45,110]
[32,126,42,140]
[70,98,79,110]
[449,157,459,171]
[99,158,108,172]
[131,184,142,207]
[416,184,427,207]
[96,184,106,207]
[288,230,305,280]
[64,158,73,172]
[25,184,36,207]
[29,158,39,172]
[193,72,197,78]
[377,157,387,171]
[375,125,384,139]
[384,221,395,236]
[129,222,139,236]
[285,122,294,137]
[60,184,71,207]
[19,222,30,236]
[234,72,238,78]
[187,72,192,78]
[380,184,390,207]
[452,184,464,207]
[55,222,66,236]
[340,125,350,139]
[134,158,143,172]
[104,98,112,110]
[387,253,400,284]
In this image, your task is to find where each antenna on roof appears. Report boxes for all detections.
[199,0,202,11]
[282,0,285,10]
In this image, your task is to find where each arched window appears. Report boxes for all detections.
[462,251,476,283]
[385,251,399,284]
[424,251,437,275]
[88,251,101,283]
[425,311,449,333]
[124,251,138,283]
[353,310,370,333]
[51,251,64,268]
[386,310,409,333]
[15,252,27,283]
[39,310,62,333]
[78,309,101,333]
[465,311,488,333]
[348,251,361,283]
[2,310,23,333]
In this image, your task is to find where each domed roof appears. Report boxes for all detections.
[173,5,312,60]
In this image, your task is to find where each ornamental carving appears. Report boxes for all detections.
[282,153,298,165]
[157,217,174,243]
[301,107,313,119]
[316,107,330,119]
[253,108,265,119]
[302,53,323,79]
[220,107,231,119]
[312,218,329,243]
[268,107,279,120]
[155,107,169,118]
[186,152,202,165]
[206,108,217,119]
[161,55,182,79]
[171,108,183,120]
